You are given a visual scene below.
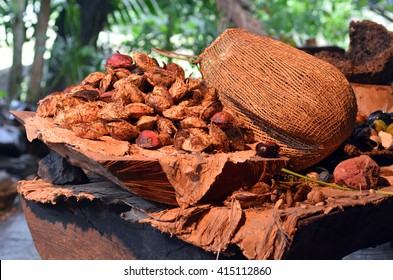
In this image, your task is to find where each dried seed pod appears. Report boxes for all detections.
[136,115,158,131]
[114,68,132,79]
[126,73,146,90]
[158,132,173,146]
[145,86,174,113]
[169,77,188,102]
[144,68,176,87]
[180,116,207,129]
[135,130,161,149]
[112,83,145,104]
[36,91,65,117]
[187,78,203,92]
[200,101,223,120]
[106,52,133,69]
[162,105,189,120]
[124,103,154,119]
[133,52,159,72]
[179,128,211,153]
[99,72,117,92]
[225,126,246,151]
[71,85,100,102]
[173,129,189,150]
[165,62,185,80]
[57,96,85,112]
[210,111,235,130]
[105,120,140,141]
[209,123,230,153]
[203,87,218,102]
[99,90,114,102]
[98,102,129,120]
[71,120,107,139]
[186,105,203,118]
[157,117,177,136]
[54,102,101,128]
[81,72,106,88]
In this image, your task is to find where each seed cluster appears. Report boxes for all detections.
[36,52,255,153]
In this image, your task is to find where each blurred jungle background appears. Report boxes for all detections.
[0,0,392,112]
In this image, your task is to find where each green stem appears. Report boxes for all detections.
[280,168,384,193]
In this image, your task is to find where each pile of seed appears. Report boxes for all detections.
[36,52,255,153]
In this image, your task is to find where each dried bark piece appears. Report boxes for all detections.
[71,120,107,139]
[209,123,230,153]
[124,103,154,119]
[106,52,133,69]
[225,126,246,151]
[224,190,263,209]
[133,52,159,72]
[177,128,211,153]
[180,116,207,129]
[162,105,189,121]
[36,91,65,117]
[105,120,140,141]
[135,130,161,149]
[81,72,106,88]
[54,102,101,128]
[165,62,185,80]
[136,115,158,131]
[157,117,177,136]
[169,77,188,102]
[144,68,176,87]
[145,86,174,113]
[98,102,129,120]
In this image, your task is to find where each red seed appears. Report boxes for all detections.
[106,52,133,69]
[135,130,161,149]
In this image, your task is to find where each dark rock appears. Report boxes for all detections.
[333,155,380,190]
[37,152,89,185]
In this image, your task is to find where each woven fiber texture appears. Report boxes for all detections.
[198,29,358,171]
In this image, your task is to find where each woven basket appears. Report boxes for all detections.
[197,29,357,170]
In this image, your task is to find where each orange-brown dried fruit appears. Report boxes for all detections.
[162,105,189,120]
[158,132,173,146]
[180,116,207,129]
[136,130,161,149]
[169,78,188,102]
[54,102,101,128]
[165,62,185,80]
[106,52,133,69]
[105,120,140,141]
[81,72,106,88]
[145,86,174,113]
[209,123,230,153]
[157,117,177,136]
[136,115,158,131]
[71,120,107,139]
[225,126,246,151]
[124,103,154,119]
[36,91,65,117]
[211,111,235,130]
[200,101,223,120]
[98,102,128,120]
[114,68,132,80]
[71,85,100,102]
[203,87,218,102]
[99,73,117,93]
[133,52,159,72]
[112,82,145,104]
[144,68,176,87]
[174,128,211,153]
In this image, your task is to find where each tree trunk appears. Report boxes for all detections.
[27,0,51,104]
[7,0,27,109]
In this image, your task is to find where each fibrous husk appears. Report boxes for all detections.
[71,120,107,139]
[105,120,140,141]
